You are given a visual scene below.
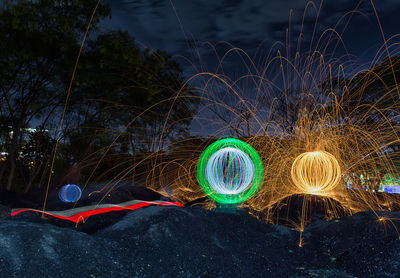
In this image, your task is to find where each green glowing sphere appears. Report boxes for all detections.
[197,138,264,204]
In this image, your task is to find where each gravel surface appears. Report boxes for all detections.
[0,188,399,277]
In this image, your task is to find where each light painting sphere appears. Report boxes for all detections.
[206,147,255,195]
[197,138,264,204]
[58,184,82,203]
[291,151,341,195]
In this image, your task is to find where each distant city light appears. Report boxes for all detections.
[346,173,400,194]
[381,185,400,194]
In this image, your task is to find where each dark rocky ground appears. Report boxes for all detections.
[0,186,400,278]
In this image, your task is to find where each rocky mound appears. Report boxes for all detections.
[1,204,399,277]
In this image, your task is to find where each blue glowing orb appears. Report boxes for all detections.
[58,184,82,203]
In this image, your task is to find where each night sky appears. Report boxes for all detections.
[101,0,400,136]
[102,0,400,70]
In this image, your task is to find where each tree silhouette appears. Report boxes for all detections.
[0,0,199,192]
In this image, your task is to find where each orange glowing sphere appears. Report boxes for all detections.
[291,151,341,195]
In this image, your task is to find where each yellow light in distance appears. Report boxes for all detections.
[291,151,341,195]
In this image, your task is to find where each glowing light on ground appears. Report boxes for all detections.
[291,151,341,195]
[11,200,184,223]
[197,138,263,204]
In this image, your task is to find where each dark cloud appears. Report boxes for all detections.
[102,0,400,70]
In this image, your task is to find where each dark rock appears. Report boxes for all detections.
[300,210,400,277]
[1,205,400,277]
[0,204,10,220]
[253,194,350,226]
[2,187,400,277]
